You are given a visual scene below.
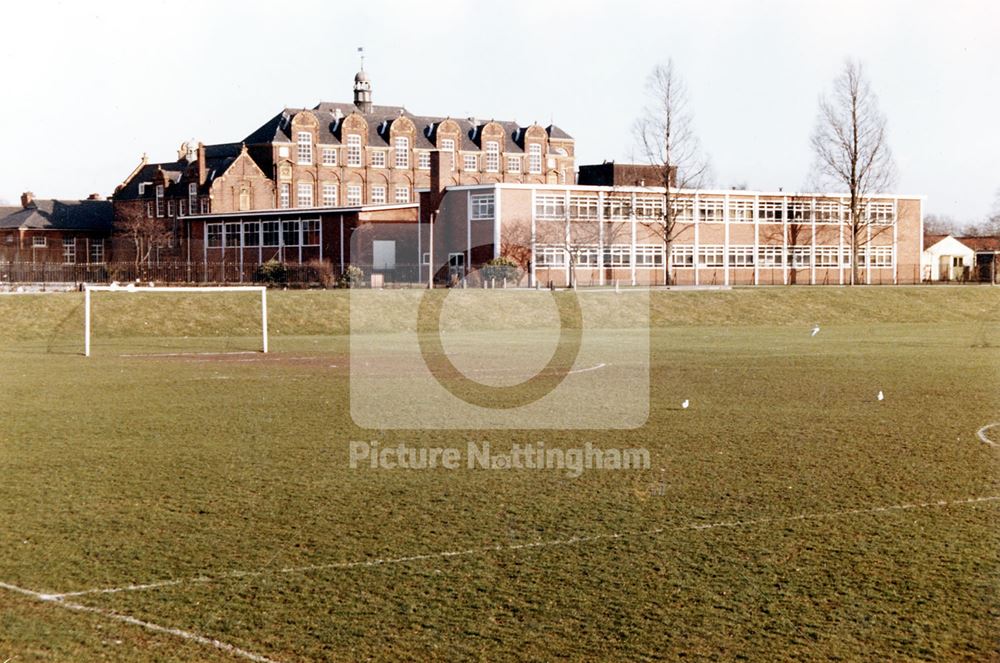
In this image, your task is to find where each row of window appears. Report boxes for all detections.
[45,238,104,264]
[534,195,896,224]
[206,220,321,249]
[277,183,410,209]
[535,244,894,268]
[288,134,544,174]
[145,183,209,218]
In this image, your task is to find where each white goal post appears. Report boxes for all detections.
[84,285,268,357]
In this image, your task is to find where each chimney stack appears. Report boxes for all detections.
[429,149,453,196]
[87,193,103,201]
[20,191,34,209]
[197,142,207,185]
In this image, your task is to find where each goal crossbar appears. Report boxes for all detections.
[84,285,268,357]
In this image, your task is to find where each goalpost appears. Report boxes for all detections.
[84,285,268,357]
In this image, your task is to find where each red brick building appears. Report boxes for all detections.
[111,68,574,264]
[0,192,112,264]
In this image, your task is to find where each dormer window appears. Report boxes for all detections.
[347,135,362,167]
[155,185,164,217]
[528,144,542,174]
[394,137,409,168]
[188,183,198,212]
[485,141,500,173]
[297,132,312,164]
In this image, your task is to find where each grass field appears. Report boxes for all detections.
[1,286,998,662]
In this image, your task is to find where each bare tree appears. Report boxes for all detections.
[923,213,960,236]
[114,203,173,269]
[633,60,711,285]
[810,60,897,285]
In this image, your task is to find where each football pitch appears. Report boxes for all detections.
[1,287,998,662]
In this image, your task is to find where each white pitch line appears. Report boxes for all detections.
[976,423,1000,448]
[120,351,259,358]
[47,495,1000,601]
[0,580,278,663]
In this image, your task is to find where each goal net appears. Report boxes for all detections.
[84,285,268,357]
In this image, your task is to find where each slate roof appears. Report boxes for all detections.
[115,143,244,200]
[0,199,112,232]
[956,236,1000,252]
[243,102,573,154]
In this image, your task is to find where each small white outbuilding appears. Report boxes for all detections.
[921,235,975,281]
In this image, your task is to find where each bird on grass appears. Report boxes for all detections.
[877,390,884,401]
[681,399,689,409]
[811,324,821,337]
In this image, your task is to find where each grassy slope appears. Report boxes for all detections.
[0,287,998,662]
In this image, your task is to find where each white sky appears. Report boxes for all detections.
[1,0,997,222]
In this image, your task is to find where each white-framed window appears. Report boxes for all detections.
[321,147,337,166]
[729,199,754,223]
[32,236,46,248]
[789,246,811,268]
[179,200,186,217]
[371,150,386,168]
[867,201,894,225]
[485,141,500,172]
[758,200,784,222]
[225,223,241,248]
[297,183,313,207]
[697,199,724,222]
[635,244,665,268]
[865,245,893,267]
[303,220,320,246]
[243,222,260,247]
[440,139,456,170]
[528,144,542,174]
[279,183,290,209]
[346,135,362,167]
[188,183,198,212]
[573,246,600,266]
[155,185,164,217]
[167,200,175,217]
[207,223,223,248]
[634,197,664,220]
[422,252,431,266]
[322,183,338,206]
[199,198,210,214]
[670,199,694,222]
[535,194,566,219]
[697,245,725,267]
[670,245,694,267]
[471,193,495,220]
[728,245,755,267]
[507,156,521,174]
[262,221,280,246]
[89,240,104,263]
[394,137,409,168]
[371,186,387,204]
[569,195,599,220]
[282,220,300,247]
[418,151,431,170]
[815,200,844,223]
[347,184,362,206]
[788,201,812,222]
[463,154,477,172]
[278,146,290,158]
[138,182,147,196]
[603,245,631,267]
[604,196,632,220]
[536,246,566,267]
[814,246,840,267]
[146,201,154,218]
[297,132,312,164]
[757,246,784,266]
[394,186,410,203]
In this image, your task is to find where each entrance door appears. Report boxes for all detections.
[448,252,465,284]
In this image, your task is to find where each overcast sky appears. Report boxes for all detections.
[1,0,997,222]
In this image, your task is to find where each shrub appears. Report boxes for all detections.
[306,259,335,288]
[256,259,287,285]
[480,256,521,285]
[339,264,364,288]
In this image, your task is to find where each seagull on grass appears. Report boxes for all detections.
[877,390,884,401]
[811,324,821,337]
[681,399,689,409]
